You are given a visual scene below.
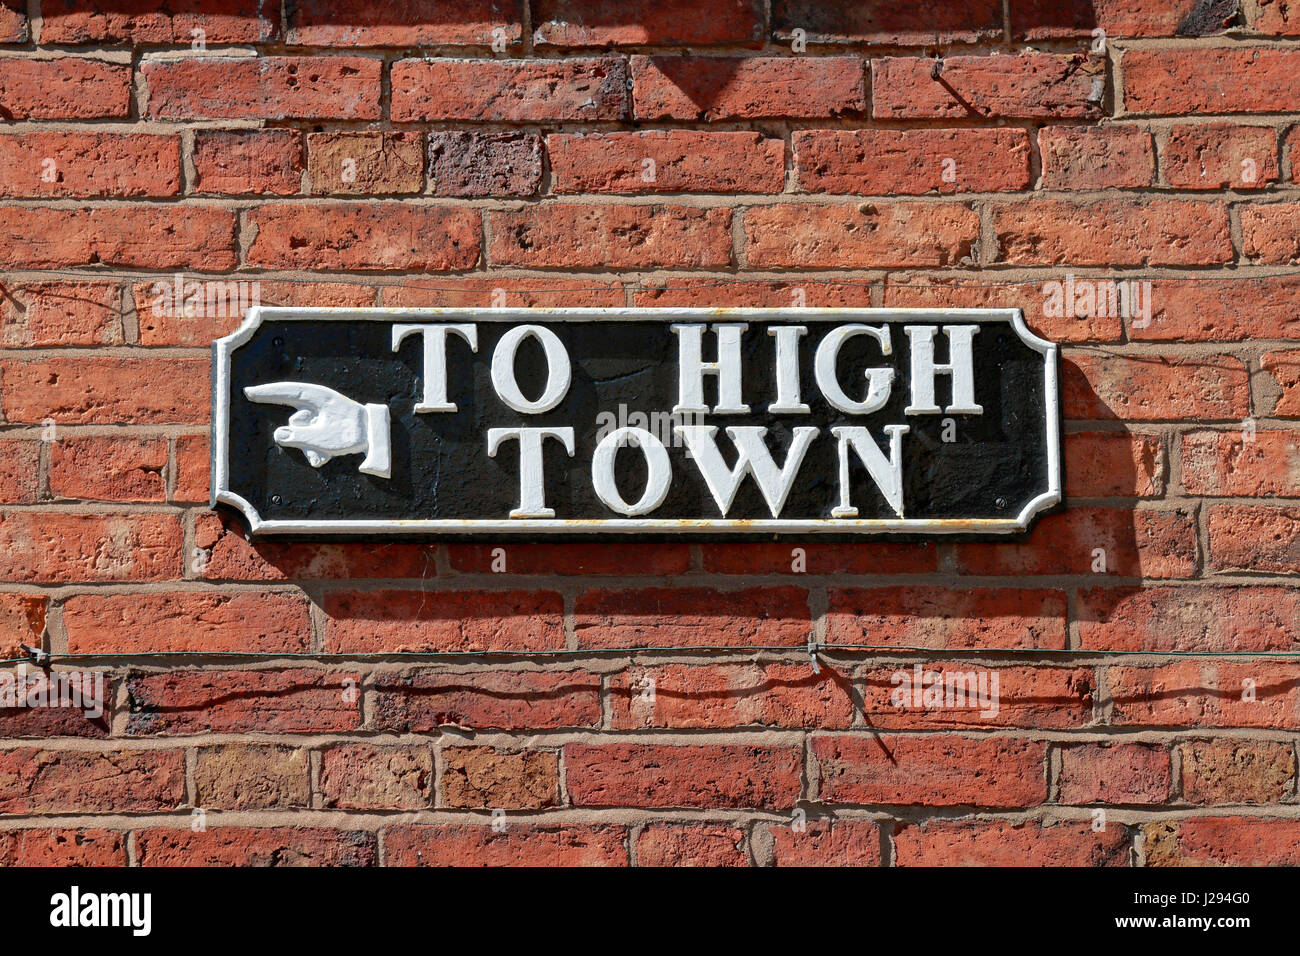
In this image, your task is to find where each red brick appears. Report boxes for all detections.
[373,669,602,731]
[1038,126,1155,189]
[441,747,559,810]
[126,669,363,735]
[1123,48,1300,114]
[392,57,627,121]
[488,204,731,268]
[0,513,182,583]
[1207,504,1300,573]
[0,58,131,119]
[550,130,785,194]
[1066,431,1166,497]
[1081,585,1300,653]
[993,199,1232,266]
[0,749,184,813]
[49,436,168,502]
[859,663,1094,729]
[2,356,210,424]
[795,128,1030,196]
[0,669,108,738]
[1106,661,1300,728]
[135,278,373,347]
[635,825,748,866]
[0,439,40,504]
[246,203,479,271]
[634,278,875,309]
[765,819,882,866]
[1058,742,1172,803]
[194,512,436,581]
[0,133,180,198]
[0,205,236,270]
[288,0,520,45]
[874,53,1104,120]
[1145,817,1300,866]
[1015,0,1235,38]
[0,1,24,42]
[1180,739,1295,804]
[324,589,565,654]
[1258,0,1300,33]
[609,662,854,730]
[192,129,303,196]
[144,56,381,120]
[194,744,310,810]
[174,434,208,501]
[1163,124,1278,189]
[42,0,278,43]
[1242,202,1300,263]
[632,55,865,120]
[321,744,432,810]
[745,202,979,268]
[427,131,542,197]
[814,735,1048,807]
[1263,349,1300,416]
[0,593,44,661]
[952,507,1198,578]
[774,0,1002,44]
[381,276,622,308]
[575,586,809,649]
[703,541,936,575]
[1182,428,1300,496]
[383,824,628,866]
[827,587,1068,650]
[0,281,124,347]
[307,131,423,195]
[895,820,1129,866]
[535,0,763,46]
[882,276,1123,344]
[448,542,690,575]
[136,827,376,866]
[0,829,125,866]
[1064,352,1250,421]
[63,591,311,654]
[566,743,802,809]
[1129,276,1300,341]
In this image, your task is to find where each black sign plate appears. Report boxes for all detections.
[212,308,1060,536]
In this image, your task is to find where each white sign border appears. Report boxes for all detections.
[212,307,1061,536]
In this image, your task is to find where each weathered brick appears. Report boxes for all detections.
[635,824,748,866]
[774,0,1002,43]
[383,824,628,866]
[0,440,40,505]
[192,129,303,196]
[0,1,24,42]
[1207,505,1300,573]
[373,669,602,732]
[634,278,876,309]
[1107,661,1300,728]
[1129,276,1300,341]
[859,663,1094,729]
[632,55,865,120]
[1078,586,1300,652]
[0,133,180,198]
[574,586,810,648]
[49,436,168,502]
[1014,0,1238,38]
[144,56,382,120]
[1242,202,1300,263]
[288,0,521,45]
[381,276,622,308]
[873,53,1104,120]
[895,820,1129,865]
[441,747,559,809]
[136,827,376,866]
[427,131,542,197]
[1263,349,1300,416]
[307,131,423,195]
[126,669,363,735]
[324,589,565,653]
[550,130,785,194]
[2,356,210,424]
[566,743,802,809]
[1144,817,1300,865]
[795,128,1030,195]
[0,593,44,662]
[1181,739,1295,804]
[703,541,936,575]
[744,202,979,268]
[194,744,310,810]
[488,204,732,268]
[0,281,124,347]
[246,203,479,271]
[1066,431,1166,497]
[0,58,131,119]
[0,206,237,270]
[0,749,184,813]
[448,542,690,575]
[535,0,763,46]
[1163,123,1277,188]
[1058,742,1172,803]
[814,735,1048,807]
[321,744,432,810]
[1064,352,1250,420]
[174,435,208,503]
[1124,48,1300,114]
[1258,0,1300,33]
[0,829,125,866]
[0,513,183,583]
[0,668,108,739]
[1038,126,1155,189]
[63,591,311,655]
[1181,428,1300,496]
[827,587,1068,650]
[392,57,627,121]
[42,0,279,43]
[993,199,1232,266]
[764,819,882,866]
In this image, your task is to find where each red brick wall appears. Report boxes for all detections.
[0,0,1297,867]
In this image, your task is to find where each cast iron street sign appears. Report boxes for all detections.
[212,307,1060,535]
